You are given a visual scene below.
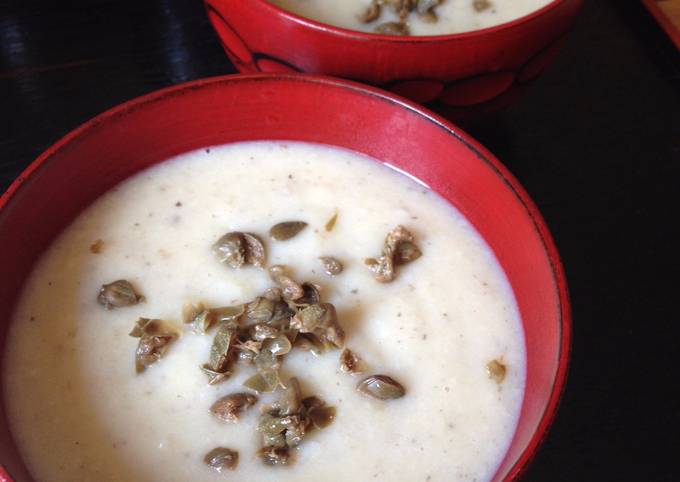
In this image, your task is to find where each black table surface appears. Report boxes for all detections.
[1,1,679,480]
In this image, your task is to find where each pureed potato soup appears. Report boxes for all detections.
[3,141,525,482]
[268,0,553,35]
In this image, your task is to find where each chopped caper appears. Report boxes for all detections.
[325,210,339,232]
[205,321,238,376]
[98,279,143,309]
[308,405,336,430]
[262,334,292,357]
[357,374,406,400]
[361,0,381,22]
[340,348,363,374]
[375,21,410,35]
[212,231,265,268]
[200,364,231,385]
[319,256,343,276]
[210,393,258,423]
[366,225,421,282]
[212,232,245,268]
[487,359,507,384]
[129,318,179,373]
[270,221,307,241]
[269,265,304,301]
[473,0,492,12]
[244,369,281,393]
[204,447,238,472]
[257,446,291,466]
[89,239,104,254]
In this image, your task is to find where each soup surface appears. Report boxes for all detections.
[3,141,525,482]
[268,0,553,35]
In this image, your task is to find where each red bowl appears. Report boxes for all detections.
[0,74,569,481]
[204,0,583,122]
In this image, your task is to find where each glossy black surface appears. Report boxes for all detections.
[1,0,679,480]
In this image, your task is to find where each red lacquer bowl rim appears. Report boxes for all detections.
[244,0,565,42]
[0,73,570,480]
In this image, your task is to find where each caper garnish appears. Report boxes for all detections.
[270,221,307,241]
[340,348,363,374]
[473,0,492,12]
[97,279,143,309]
[212,231,265,268]
[361,0,381,22]
[129,318,179,373]
[357,374,406,400]
[487,359,507,384]
[204,447,238,472]
[325,210,339,232]
[210,393,258,423]
[244,369,281,393]
[319,256,343,276]
[375,21,410,35]
[257,446,291,466]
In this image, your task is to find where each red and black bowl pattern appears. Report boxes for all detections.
[204,0,581,122]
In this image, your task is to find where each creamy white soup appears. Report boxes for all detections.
[268,0,553,36]
[3,141,525,482]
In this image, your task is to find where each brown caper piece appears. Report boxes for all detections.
[375,21,410,35]
[89,239,104,254]
[210,393,258,423]
[395,241,422,265]
[366,225,421,282]
[473,0,492,12]
[361,0,381,22]
[309,405,336,430]
[97,279,143,309]
[204,447,238,472]
[487,359,507,384]
[257,446,291,466]
[269,265,304,301]
[129,318,179,373]
[340,348,363,374]
[357,374,406,400]
[417,0,442,14]
[319,256,343,276]
[325,210,339,232]
[270,221,307,241]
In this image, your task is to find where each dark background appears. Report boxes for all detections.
[1,0,678,480]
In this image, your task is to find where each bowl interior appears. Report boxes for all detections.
[0,74,568,481]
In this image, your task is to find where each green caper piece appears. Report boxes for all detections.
[204,447,238,472]
[97,279,143,309]
[212,232,245,268]
[357,375,406,400]
[129,318,179,373]
[244,369,281,393]
[270,221,307,241]
[262,334,292,357]
[212,231,265,268]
